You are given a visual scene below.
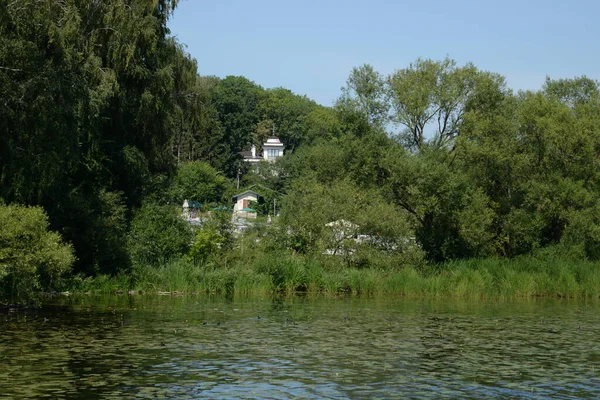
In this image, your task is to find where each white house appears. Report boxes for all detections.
[240,136,284,163]
[262,136,285,161]
[240,145,262,165]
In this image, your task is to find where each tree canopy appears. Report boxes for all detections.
[2,0,600,297]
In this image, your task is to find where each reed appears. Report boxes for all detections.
[65,253,600,299]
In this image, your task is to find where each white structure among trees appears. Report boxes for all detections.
[240,136,284,163]
[232,190,261,220]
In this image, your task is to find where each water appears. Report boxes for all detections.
[1,295,600,399]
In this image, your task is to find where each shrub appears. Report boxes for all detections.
[189,227,226,263]
[127,204,193,265]
[169,161,232,205]
[0,203,75,297]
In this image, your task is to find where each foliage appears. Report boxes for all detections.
[187,210,234,263]
[387,57,506,151]
[127,204,193,266]
[169,161,232,205]
[338,64,389,129]
[188,228,226,263]
[211,76,264,174]
[280,177,423,267]
[0,0,194,274]
[168,74,335,177]
[67,251,600,300]
[0,203,75,297]
[259,87,320,151]
[2,1,600,301]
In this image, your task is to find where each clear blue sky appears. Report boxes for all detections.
[168,0,600,106]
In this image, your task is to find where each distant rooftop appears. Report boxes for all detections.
[239,150,261,159]
[265,136,284,146]
[233,190,262,200]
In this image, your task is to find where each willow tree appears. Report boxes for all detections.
[0,0,197,274]
[387,58,506,152]
[337,64,389,130]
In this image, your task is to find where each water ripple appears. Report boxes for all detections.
[1,296,600,398]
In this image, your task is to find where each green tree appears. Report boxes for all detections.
[338,64,389,129]
[259,87,319,151]
[188,227,226,263]
[174,75,231,171]
[456,79,600,259]
[280,177,422,267]
[187,210,233,264]
[387,57,505,151]
[302,107,343,143]
[128,204,193,266]
[543,76,599,108]
[212,76,265,175]
[0,0,197,274]
[170,161,232,205]
[0,203,75,297]
[383,148,496,261]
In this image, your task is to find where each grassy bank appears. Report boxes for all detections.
[67,253,600,299]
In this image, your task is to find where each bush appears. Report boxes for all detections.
[189,227,226,263]
[127,204,193,265]
[169,161,232,205]
[0,203,75,297]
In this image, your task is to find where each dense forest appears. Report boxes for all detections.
[2,0,600,297]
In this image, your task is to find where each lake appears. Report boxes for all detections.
[1,295,600,399]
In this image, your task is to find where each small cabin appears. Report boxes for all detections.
[232,190,262,219]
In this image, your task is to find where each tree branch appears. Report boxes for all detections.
[394,198,424,225]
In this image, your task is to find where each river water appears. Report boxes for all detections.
[1,295,600,399]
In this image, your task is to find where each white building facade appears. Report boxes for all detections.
[240,136,284,163]
[262,137,285,161]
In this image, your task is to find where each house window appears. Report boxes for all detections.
[267,149,279,158]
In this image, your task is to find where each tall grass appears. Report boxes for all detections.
[67,253,600,299]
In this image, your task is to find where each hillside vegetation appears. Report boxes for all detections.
[2,1,600,298]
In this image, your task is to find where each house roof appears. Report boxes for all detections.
[233,190,262,200]
[264,136,284,147]
[239,150,263,160]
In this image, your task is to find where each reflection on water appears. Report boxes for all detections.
[2,295,600,399]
